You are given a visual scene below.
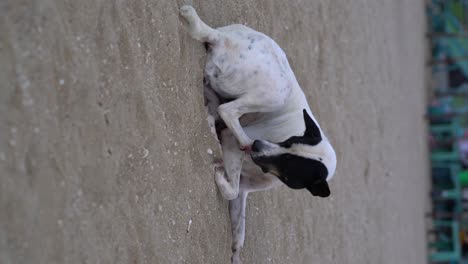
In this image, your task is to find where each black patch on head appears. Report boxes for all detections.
[277,110,323,147]
[278,136,318,148]
[253,154,330,197]
[303,109,321,139]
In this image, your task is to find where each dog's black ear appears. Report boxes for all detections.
[303,109,322,139]
[306,180,330,198]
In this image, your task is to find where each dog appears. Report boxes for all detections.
[180,6,337,263]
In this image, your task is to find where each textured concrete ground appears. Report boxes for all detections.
[0,0,429,263]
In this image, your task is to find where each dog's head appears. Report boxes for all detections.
[250,109,336,198]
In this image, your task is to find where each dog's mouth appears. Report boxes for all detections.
[250,154,267,171]
[260,165,281,177]
[251,155,278,175]
[250,140,283,175]
[250,151,260,159]
[250,152,264,163]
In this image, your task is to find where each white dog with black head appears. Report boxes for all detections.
[180,6,337,263]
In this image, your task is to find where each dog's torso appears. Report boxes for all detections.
[203,24,335,185]
[205,24,322,143]
[205,25,290,99]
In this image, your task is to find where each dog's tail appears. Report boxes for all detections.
[180,5,221,44]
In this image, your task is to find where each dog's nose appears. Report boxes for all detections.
[252,140,262,152]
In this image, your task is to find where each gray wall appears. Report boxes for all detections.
[1,0,429,263]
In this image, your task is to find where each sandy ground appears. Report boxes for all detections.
[0,0,429,263]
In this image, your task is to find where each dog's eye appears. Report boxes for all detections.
[282,140,293,148]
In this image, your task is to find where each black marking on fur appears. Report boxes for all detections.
[252,154,330,197]
[278,134,321,148]
[303,109,322,141]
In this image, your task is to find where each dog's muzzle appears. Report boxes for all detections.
[251,140,277,154]
[250,140,279,174]
[250,139,279,164]
[251,140,263,152]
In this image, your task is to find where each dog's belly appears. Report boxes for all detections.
[204,27,291,100]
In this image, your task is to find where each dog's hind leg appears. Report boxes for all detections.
[228,173,281,264]
[229,191,248,264]
[215,129,244,200]
[180,6,221,43]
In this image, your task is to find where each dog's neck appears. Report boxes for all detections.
[244,85,321,143]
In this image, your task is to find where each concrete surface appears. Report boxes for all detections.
[0,0,429,263]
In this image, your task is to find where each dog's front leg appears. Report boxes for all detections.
[218,100,254,150]
[215,129,245,200]
[229,191,248,264]
[217,93,286,150]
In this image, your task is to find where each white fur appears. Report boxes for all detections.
[180,6,336,263]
